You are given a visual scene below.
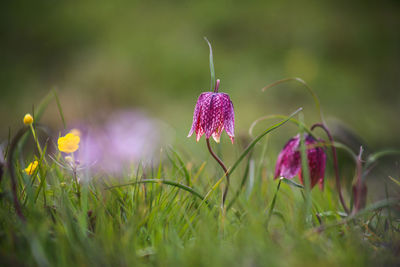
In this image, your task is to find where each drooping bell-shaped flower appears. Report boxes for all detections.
[274,134,326,190]
[188,80,235,143]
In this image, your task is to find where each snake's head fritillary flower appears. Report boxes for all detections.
[24,160,38,175]
[23,113,34,125]
[188,80,235,143]
[58,133,80,153]
[274,134,326,190]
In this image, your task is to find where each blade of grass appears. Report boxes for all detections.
[309,198,400,234]
[281,177,304,189]
[365,150,400,169]
[168,146,191,186]
[298,112,312,227]
[226,153,252,211]
[105,179,205,201]
[204,37,215,90]
[266,178,282,230]
[388,176,400,187]
[53,88,67,129]
[261,77,323,122]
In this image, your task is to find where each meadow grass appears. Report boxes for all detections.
[0,92,399,267]
[1,44,400,265]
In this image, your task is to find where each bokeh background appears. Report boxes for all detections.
[1,1,399,195]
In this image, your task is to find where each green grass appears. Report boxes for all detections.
[1,95,399,267]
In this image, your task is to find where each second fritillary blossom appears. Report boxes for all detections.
[274,134,326,190]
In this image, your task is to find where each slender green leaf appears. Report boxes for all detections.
[204,37,215,90]
[106,179,205,201]
[53,88,67,129]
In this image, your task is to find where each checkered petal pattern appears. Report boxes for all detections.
[188,92,235,143]
[274,134,326,190]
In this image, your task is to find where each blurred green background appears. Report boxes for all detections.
[1,0,399,151]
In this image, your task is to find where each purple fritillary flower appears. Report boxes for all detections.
[274,134,326,190]
[188,81,235,143]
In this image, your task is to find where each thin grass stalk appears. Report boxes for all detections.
[226,151,252,211]
[261,77,324,123]
[311,123,349,214]
[6,127,29,221]
[266,178,282,230]
[298,112,312,225]
[106,179,206,202]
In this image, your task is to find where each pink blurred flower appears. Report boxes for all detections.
[74,110,168,175]
[187,80,235,143]
[274,134,326,190]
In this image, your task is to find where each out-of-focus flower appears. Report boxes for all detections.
[24,160,38,175]
[23,114,34,125]
[76,110,168,175]
[69,129,81,137]
[188,81,235,143]
[274,134,326,190]
[58,133,80,153]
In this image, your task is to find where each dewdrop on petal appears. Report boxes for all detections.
[23,114,34,125]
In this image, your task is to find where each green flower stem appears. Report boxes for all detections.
[266,178,282,230]
[29,124,44,157]
[311,123,350,214]
[206,138,230,208]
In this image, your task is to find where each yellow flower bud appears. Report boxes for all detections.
[65,156,73,163]
[60,182,67,188]
[23,114,34,125]
[24,160,38,175]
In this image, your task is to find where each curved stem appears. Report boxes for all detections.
[261,77,324,123]
[6,127,29,222]
[206,138,230,207]
[311,123,350,214]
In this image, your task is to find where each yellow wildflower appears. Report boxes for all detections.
[23,114,34,125]
[24,161,38,175]
[58,133,80,153]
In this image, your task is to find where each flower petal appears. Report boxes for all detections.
[222,93,235,142]
[188,93,208,138]
[274,135,301,179]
